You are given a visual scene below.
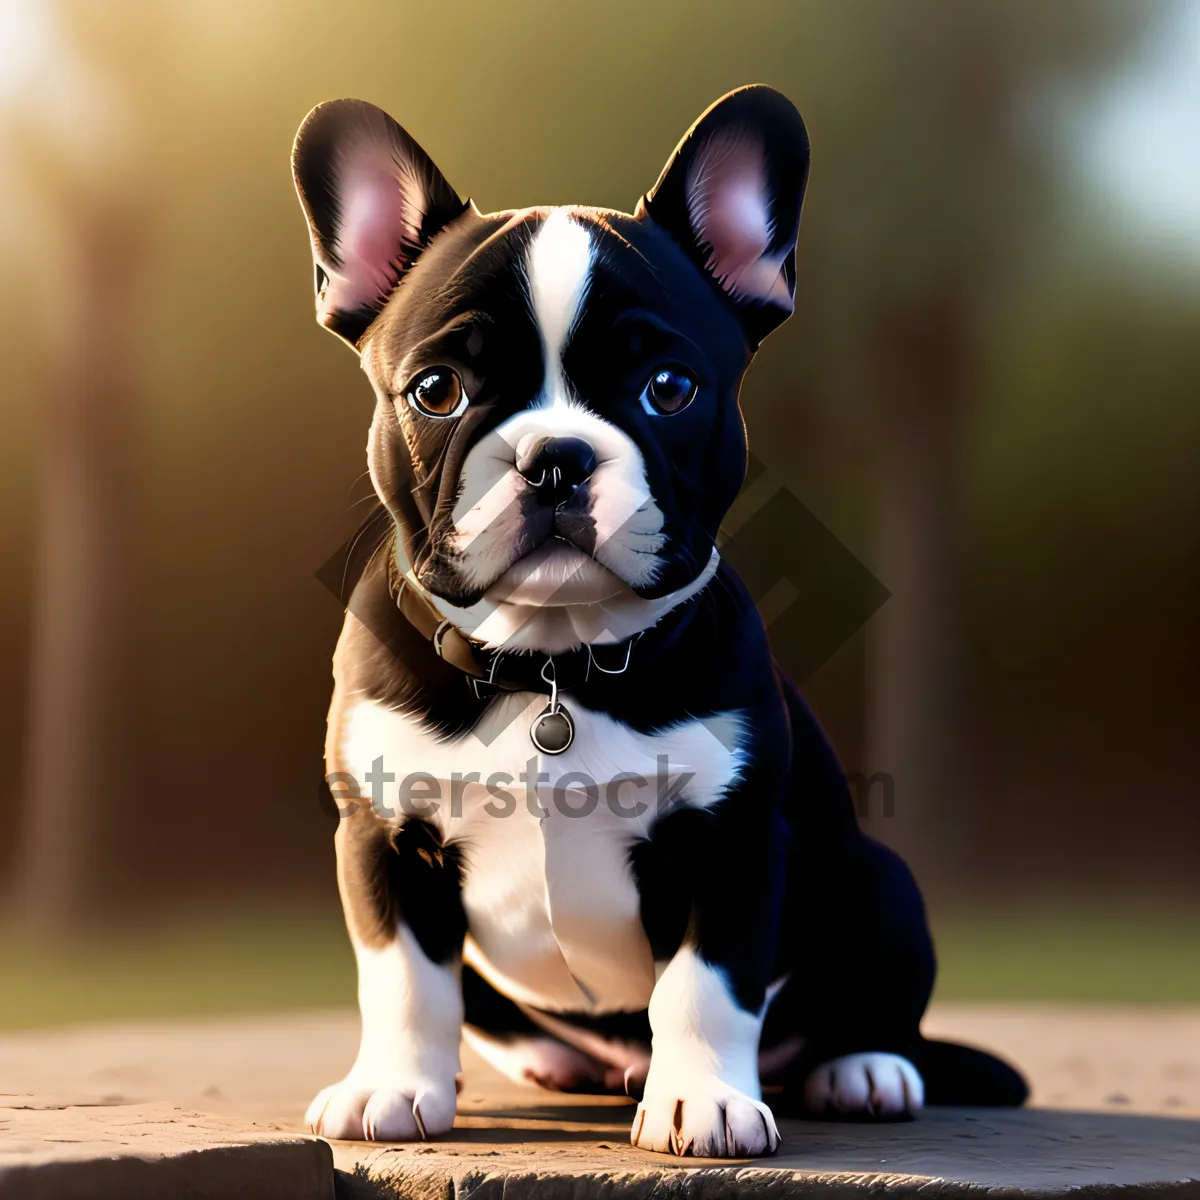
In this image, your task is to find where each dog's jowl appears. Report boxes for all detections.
[292,86,1028,1156]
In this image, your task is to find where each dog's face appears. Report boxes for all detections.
[293,88,808,646]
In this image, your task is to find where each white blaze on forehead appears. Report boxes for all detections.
[527,208,593,404]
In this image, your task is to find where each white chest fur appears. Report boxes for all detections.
[337,692,747,1013]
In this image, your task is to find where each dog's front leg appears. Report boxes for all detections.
[633,944,779,1157]
[631,763,788,1158]
[307,809,464,1141]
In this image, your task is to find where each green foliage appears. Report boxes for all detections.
[933,902,1200,1003]
[0,908,355,1030]
[1,902,1195,1032]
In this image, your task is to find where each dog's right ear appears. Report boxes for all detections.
[291,100,466,349]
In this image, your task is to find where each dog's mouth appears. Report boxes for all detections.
[484,539,626,607]
[413,411,672,608]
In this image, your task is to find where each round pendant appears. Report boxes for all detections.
[531,704,574,755]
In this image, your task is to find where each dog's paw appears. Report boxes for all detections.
[803,1052,923,1118]
[305,1073,457,1141]
[631,1072,779,1157]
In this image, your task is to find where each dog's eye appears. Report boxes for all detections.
[641,367,697,416]
[405,367,467,419]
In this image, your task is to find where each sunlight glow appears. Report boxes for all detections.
[1083,0,1200,254]
[0,0,56,107]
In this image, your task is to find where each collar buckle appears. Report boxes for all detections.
[431,619,454,659]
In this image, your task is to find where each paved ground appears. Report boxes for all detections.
[1,1102,331,1200]
[2,1005,1198,1197]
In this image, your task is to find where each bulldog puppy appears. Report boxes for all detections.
[292,86,1027,1156]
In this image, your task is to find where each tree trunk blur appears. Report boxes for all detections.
[864,294,972,900]
[16,192,143,932]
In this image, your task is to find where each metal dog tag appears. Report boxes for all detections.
[531,704,574,755]
[532,656,574,754]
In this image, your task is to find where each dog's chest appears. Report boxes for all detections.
[338,691,746,1013]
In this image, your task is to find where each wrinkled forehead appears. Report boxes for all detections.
[363,205,746,378]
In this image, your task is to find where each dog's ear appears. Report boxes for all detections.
[291,99,467,349]
[636,86,809,346]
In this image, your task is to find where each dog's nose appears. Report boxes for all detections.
[516,436,598,506]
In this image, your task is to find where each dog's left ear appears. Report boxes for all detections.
[636,86,809,346]
[291,99,467,349]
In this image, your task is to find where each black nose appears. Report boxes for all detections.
[516,436,598,506]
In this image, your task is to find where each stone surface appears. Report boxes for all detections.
[923,1004,1200,1118]
[0,1097,333,1200]
[333,1107,1200,1199]
[1,1005,1198,1198]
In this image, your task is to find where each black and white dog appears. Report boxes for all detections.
[292,86,1026,1157]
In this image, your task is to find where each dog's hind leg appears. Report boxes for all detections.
[769,674,1028,1117]
[767,833,936,1118]
[768,833,1029,1115]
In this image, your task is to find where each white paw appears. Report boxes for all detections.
[305,1073,457,1141]
[632,1072,779,1158]
[804,1052,923,1117]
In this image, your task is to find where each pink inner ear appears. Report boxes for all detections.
[319,143,424,323]
[685,130,793,310]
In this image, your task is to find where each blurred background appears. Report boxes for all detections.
[0,0,1197,1028]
